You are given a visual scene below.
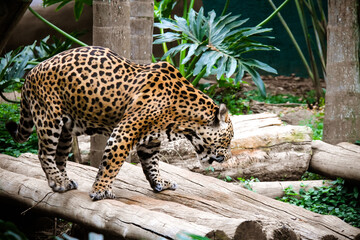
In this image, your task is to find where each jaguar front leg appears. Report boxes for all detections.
[137,140,177,192]
[89,119,139,200]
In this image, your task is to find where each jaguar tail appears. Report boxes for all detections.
[6,96,34,143]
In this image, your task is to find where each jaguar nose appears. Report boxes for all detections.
[208,155,225,164]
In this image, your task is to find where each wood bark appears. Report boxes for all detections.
[1,153,359,240]
[310,140,360,182]
[0,0,31,53]
[90,0,131,167]
[130,0,154,64]
[129,113,313,181]
[323,0,360,144]
[247,180,331,199]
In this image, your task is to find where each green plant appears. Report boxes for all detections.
[277,178,360,228]
[244,89,308,104]
[0,35,78,103]
[0,103,38,157]
[267,0,326,104]
[176,231,210,240]
[201,78,250,115]
[42,0,92,21]
[237,177,260,191]
[299,111,324,140]
[301,171,325,180]
[0,47,31,102]
[154,7,278,96]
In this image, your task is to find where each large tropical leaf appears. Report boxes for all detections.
[154,7,278,96]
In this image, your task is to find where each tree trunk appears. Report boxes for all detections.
[0,0,31,53]
[323,0,360,144]
[130,0,154,64]
[310,140,360,182]
[1,153,359,240]
[90,0,131,167]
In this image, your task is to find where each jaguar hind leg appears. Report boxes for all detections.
[137,140,177,192]
[54,130,78,190]
[35,116,75,193]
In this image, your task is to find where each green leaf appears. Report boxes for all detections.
[182,43,198,64]
[216,55,228,79]
[162,44,191,60]
[153,32,181,44]
[205,51,222,76]
[226,57,237,78]
[242,63,266,97]
[74,0,85,21]
[193,51,211,75]
[245,59,278,74]
[153,6,277,93]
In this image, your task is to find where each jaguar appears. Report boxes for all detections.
[6,46,234,200]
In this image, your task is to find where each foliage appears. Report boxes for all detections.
[34,34,82,62]
[244,90,308,104]
[200,78,250,115]
[0,219,28,240]
[219,175,260,191]
[176,231,210,240]
[267,0,326,104]
[299,111,324,140]
[42,0,92,21]
[154,0,178,22]
[277,178,360,228]
[237,177,260,191]
[0,47,31,102]
[0,35,77,103]
[0,103,38,157]
[154,7,278,96]
[301,171,325,180]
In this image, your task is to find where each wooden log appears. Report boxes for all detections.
[130,113,313,181]
[310,140,360,182]
[246,180,331,199]
[0,153,359,239]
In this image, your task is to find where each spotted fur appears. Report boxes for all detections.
[6,46,234,200]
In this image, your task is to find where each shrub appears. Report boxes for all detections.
[277,178,360,228]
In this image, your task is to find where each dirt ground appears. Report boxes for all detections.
[244,74,326,97]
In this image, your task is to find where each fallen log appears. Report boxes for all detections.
[310,140,360,182]
[130,113,313,181]
[246,180,331,199]
[1,153,359,239]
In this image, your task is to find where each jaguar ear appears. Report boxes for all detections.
[218,103,229,122]
[213,104,229,127]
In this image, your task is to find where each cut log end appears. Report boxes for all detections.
[234,221,267,240]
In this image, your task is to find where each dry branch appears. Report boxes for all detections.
[0,153,359,239]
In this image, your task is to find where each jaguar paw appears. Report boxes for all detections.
[89,188,115,201]
[66,179,78,190]
[152,179,177,192]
